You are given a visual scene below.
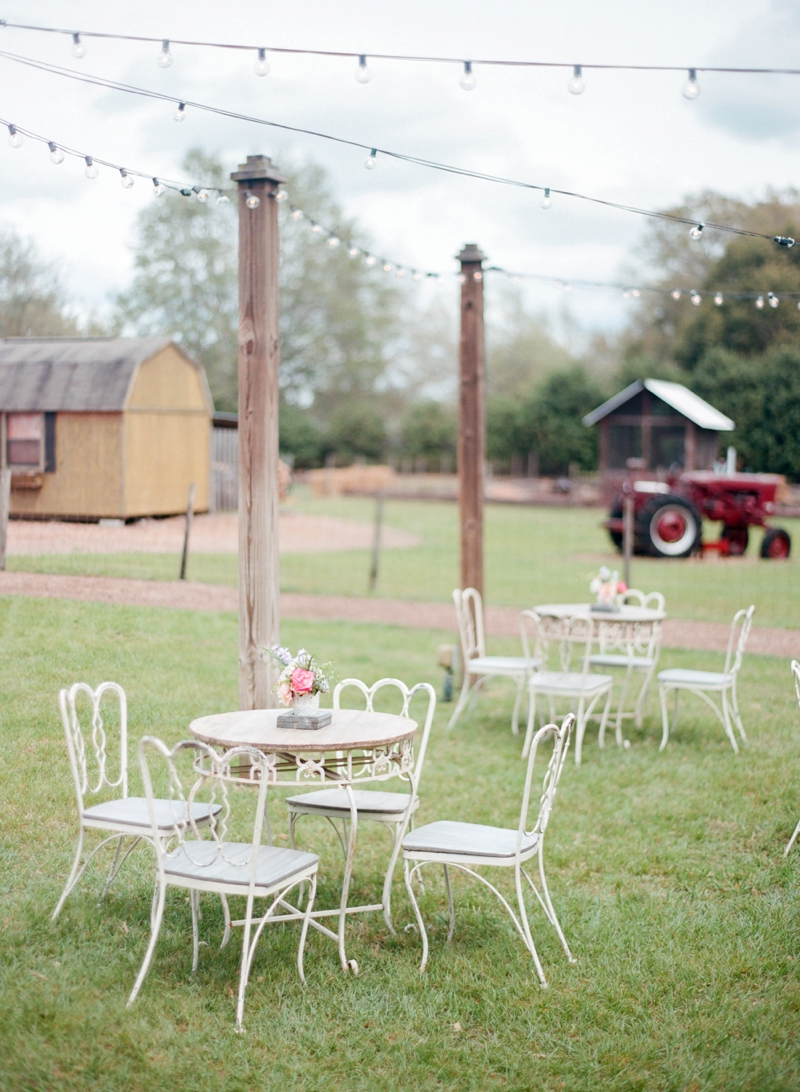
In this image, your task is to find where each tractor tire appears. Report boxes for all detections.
[761,527,791,559]
[721,526,749,556]
[608,502,624,551]
[637,494,702,558]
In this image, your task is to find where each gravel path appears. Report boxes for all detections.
[0,570,796,658]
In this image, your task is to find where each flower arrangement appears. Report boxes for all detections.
[267,646,334,707]
[589,566,627,609]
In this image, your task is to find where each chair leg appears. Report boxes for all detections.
[522,690,538,758]
[720,691,740,754]
[447,673,474,730]
[297,872,317,985]
[443,865,455,943]
[659,685,671,751]
[597,690,613,751]
[511,676,524,737]
[191,890,201,974]
[404,860,429,972]
[615,665,634,742]
[381,822,405,935]
[574,698,587,765]
[220,894,231,949]
[127,880,167,1007]
[785,819,800,856]
[51,828,85,922]
[635,663,657,728]
[514,865,547,987]
[537,851,575,963]
[730,679,747,742]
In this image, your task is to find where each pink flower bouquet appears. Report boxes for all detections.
[267,646,334,707]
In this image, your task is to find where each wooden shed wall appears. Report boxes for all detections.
[122,346,211,517]
[10,412,123,518]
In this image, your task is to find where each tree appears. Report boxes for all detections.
[399,400,457,466]
[486,286,573,400]
[0,227,79,337]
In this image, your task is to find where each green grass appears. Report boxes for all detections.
[9,489,800,627]
[2,596,800,1090]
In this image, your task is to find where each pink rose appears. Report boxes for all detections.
[290,667,315,695]
[277,681,293,707]
[617,582,627,594]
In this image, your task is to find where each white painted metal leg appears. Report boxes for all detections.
[338,784,359,974]
[659,685,671,751]
[514,864,547,987]
[191,890,200,974]
[447,672,473,730]
[443,864,455,943]
[511,677,523,736]
[220,894,231,949]
[404,860,429,972]
[51,828,85,922]
[298,873,317,984]
[785,819,800,856]
[522,690,538,758]
[535,854,575,963]
[127,881,166,1006]
[381,823,404,935]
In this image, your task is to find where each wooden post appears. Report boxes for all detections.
[0,469,10,570]
[457,243,486,598]
[623,492,634,590]
[368,491,385,593]
[179,481,196,581]
[232,155,286,710]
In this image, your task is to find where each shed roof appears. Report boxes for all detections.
[0,336,183,411]
[582,378,735,431]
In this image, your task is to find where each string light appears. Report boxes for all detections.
[540,188,552,209]
[769,291,779,308]
[245,191,260,209]
[383,262,393,272]
[567,64,585,95]
[71,33,85,59]
[216,193,230,205]
[291,208,303,219]
[364,148,377,170]
[254,48,270,77]
[689,223,704,240]
[348,246,360,257]
[460,61,476,91]
[365,255,377,267]
[671,289,682,300]
[119,168,134,188]
[714,292,724,305]
[152,177,165,197]
[691,290,702,306]
[327,235,340,247]
[311,223,321,233]
[7,124,22,148]
[174,102,186,122]
[275,189,288,202]
[356,55,371,83]
[158,40,172,68]
[84,155,98,179]
[48,141,64,164]
[682,68,700,100]
[196,187,209,202]
[755,295,765,309]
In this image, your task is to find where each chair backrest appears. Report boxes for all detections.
[518,714,574,856]
[138,737,274,891]
[595,617,661,660]
[59,682,129,814]
[520,610,595,675]
[333,677,437,794]
[724,605,755,677]
[792,660,800,708]
[617,588,666,613]
[453,587,486,664]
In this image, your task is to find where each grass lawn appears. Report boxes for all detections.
[9,489,800,628]
[2,595,800,1090]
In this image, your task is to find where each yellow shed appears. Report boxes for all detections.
[0,336,213,520]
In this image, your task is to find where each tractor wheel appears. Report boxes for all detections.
[608,502,624,551]
[721,526,749,556]
[637,494,702,558]
[761,527,791,559]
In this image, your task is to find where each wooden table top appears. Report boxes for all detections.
[189,707,418,753]
[533,602,665,622]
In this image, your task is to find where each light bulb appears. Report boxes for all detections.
[196,188,208,202]
[563,283,572,292]
[311,223,321,234]
[7,125,22,149]
[540,188,552,209]
[397,268,405,277]
[291,209,303,220]
[512,275,522,285]
[174,103,186,122]
[755,295,765,309]
[632,289,641,298]
[714,292,723,306]
[460,61,476,91]
[474,271,483,282]
[769,292,779,308]
[356,55,371,83]
[327,235,340,248]
[71,33,86,59]
[567,64,585,95]
[348,246,360,258]
[691,291,702,306]
[152,178,165,198]
[216,193,230,205]
[254,48,270,77]
[275,189,288,202]
[683,68,700,100]
[245,191,260,209]
[623,290,631,300]
[689,223,704,240]
[365,255,376,267]
[158,40,173,68]
[458,273,467,284]
[364,148,377,170]
[383,262,393,273]
[796,300,800,311]
[84,156,98,179]
[671,289,682,300]
[119,169,134,189]
[48,142,64,165]
[412,271,423,281]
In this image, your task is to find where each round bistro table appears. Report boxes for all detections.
[532,602,665,623]
[189,707,417,973]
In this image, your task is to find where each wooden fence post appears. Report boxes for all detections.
[231,155,286,710]
[457,243,486,598]
[0,469,10,570]
[179,481,196,581]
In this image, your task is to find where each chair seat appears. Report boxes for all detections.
[83,797,221,832]
[164,840,318,889]
[403,820,539,859]
[658,669,733,688]
[467,655,533,677]
[286,788,415,817]
[528,671,613,694]
[588,654,654,669]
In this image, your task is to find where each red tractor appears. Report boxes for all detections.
[607,471,791,559]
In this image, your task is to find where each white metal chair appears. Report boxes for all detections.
[657,605,755,753]
[402,714,575,986]
[588,593,664,733]
[784,660,800,856]
[285,678,436,934]
[521,611,613,764]
[448,587,535,735]
[128,738,319,1032]
[52,682,221,922]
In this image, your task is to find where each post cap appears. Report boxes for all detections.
[457,243,486,265]
[231,154,287,184]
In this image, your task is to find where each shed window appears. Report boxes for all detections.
[7,413,43,467]
[608,424,641,469]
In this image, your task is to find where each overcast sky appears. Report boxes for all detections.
[0,0,797,340]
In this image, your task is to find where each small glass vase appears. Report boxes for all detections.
[293,692,320,715]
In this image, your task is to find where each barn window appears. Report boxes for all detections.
[7,413,44,468]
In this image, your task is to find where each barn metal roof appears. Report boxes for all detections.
[0,336,175,411]
[582,378,735,431]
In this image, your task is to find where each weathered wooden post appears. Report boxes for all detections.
[457,243,486,598]
[232,154,285,709]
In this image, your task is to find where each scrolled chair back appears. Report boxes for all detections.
[520,610,595,674]
[59,681,129,811]
[791,660,800,708]
[452,587,486,663]
[518,713,574,856]
[725,605,755,677]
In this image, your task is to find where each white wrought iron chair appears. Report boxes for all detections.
[52,682,221,922]
[521,611,613,764]
[402,714,575,986]
[784,660,800,856]
[448,587,534,735]
[588,592,664,733]
[657,605,755,753]
[285,678,436,934]
[128,738,319,1032]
